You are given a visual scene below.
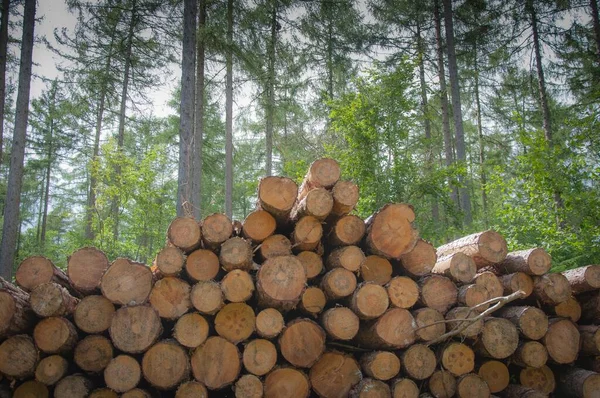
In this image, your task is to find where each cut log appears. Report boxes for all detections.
[74,295,115,334]
[0,278,35,338]
[101,258,153,305]
[503,384,548,398]
[154,246,185,277]
[418,275,457,314]
[495,306,548,340]
[191,336,241,390]
[400,239,437,277]
[329,214,366,247]
[543,318,580,364]
[499,272,533,298]
[190,280,224,315]
[428,370,457,398]
[520,365,555,394]
[258,234,292,261]
[511,341,548,368]
[297,251,324,279]
[33,316,78,354]
[360,351,400,381]
[109,305,162,354]
[309,351,361,398]
[349,378,391,398]
[167,217,202,253]
[458,284,490,311]
[391,378,420,398]
[349,282,389,320]
[496,248,551,276]
[185,249,220,282]
[74,334,113,373]
[365,203,418,259]
[258,176,298,223]
[176,381,208,398]
[220,237,253,271]
[67,247,109,294]
[361,255,393,286]
[474,271,504,300]
[291,187,333,221]
[413,307,445,342]
[445,307,484,339]
[580,325,600,356]
[327,245,365,273]
[54,375,93,398]
[321,268,357,300]
[242,209,277,244]
[456,373,490,398]
[475,318,519,359]
[0,335,38,378]
[215,302,256,344]
[298,286,327,317]
[321,306,360,340]
[173,312,209,348]
[432,252,476,283]
[558,367,600,398]
[221,269,255,302]
[234,374,263,398]
[201,213,233,250]
[15,256,70,292]
[386,276,419,309]
[291,216,323,252]
[104,354,141,393]
[533,273,572,305]
[553,296,581,322]
[35,354,68,385]
[478,360,509,393]
[562,264,600,295]
[13,380,49,398]
[297,158,341,200]
[265,367,310,398]
[243,338,278,376]
[256,308,284,339]
[256,255,306,311]
[330,180,359,217]
[149,276,191,320]
[581,291,600,323]
[89,388,118,398]
[121,389,152,398]
[402,343,436,380]
[279,318,326,367]
[355,308,416,349]
[436,230,507,268]
[142,340,190,390]
[441,342,475,376]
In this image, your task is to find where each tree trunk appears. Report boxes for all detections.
[265,1,276,176]
[473,43,488,222]
[225,0,233,218]
[0,0,36,280]
[442,0,472,225]
[193,0,205,219]
[41,85,57,245]
[0,0,9,166]
[591,0,600,66]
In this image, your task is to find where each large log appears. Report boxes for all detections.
[101,258,153,305]
[436,230,508,268]
[185,249,220,282]
[74,295,115,334]
[561,264,600,295]
[355,308,416,349]
[365,203,418,259]
[167,217,202,253]
[67,247,109,294]
[402,343,436,380]
[291,187,333,221]
[142,340,190,390]
[173,312,209,349]
[432,252,477,283]
[191,336,241,390]
[221,269,255,302]
[0,278,35,338]
[474,318,519,359]
[418,275,457,314]
[33,316,78,354]
[400,239,437,277]
[201,213,233,250]
[330,180,359,217]
[361,255,393,286]
[478,360,509,394]
[104,355,141,393]
[360,351,401,381]
[190,280,224,315]
[386,276,419,309]
[215,302,256,344]
[0,335,38,378]
[297,158,341,200]
[109,305,162,354]
[291,215,323,252]
[149,276,191,320]
[256,308,284,339]
[329,214,366,247]
[279,318,326,368]
[35,354,68,385]
[258,176,298,223]
[495,306,548,340]
[533,273,572,305]
[496,248,551,276]
[558,367,600,398]
[74,335,113,373]
[243,338,277,376]
[256,255,306,311]
[54,374,93,398]
[242,209,277,244]
[265,367,310,398]
[15,256,71,292]
[309,351,361,398]
[321,306,360,340]
[220,237,253,271]
[543,318,580,364]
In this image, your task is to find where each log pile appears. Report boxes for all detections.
[0,157,599,398]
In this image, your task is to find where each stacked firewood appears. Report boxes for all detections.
[0,158,599,398]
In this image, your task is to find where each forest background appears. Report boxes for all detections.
[0,0,598,280]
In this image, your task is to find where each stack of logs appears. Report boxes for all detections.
[0,158,599,398]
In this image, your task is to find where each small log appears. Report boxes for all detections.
[190,280,224,315]
[428,370,456,398]
[436,230,508,268]
[580,325,600,356]
[142,340,190,390]
[552,296,581,322]
[496,248,552,276]
[533,273,572,305]
[243,338,278,376]
[475,318,519,359]
[265,367,310,398]
[321,306,360,340]
[33,316,78,354]
[101,258,153,305]
[445,307,484,339]
[89,389,118,398]
[15,256,70,292]
[298,286,327,317]
[234,374,263,398]
[360,351,400,381]
[495,306,548,340]
[185,248,220,282]
[74,295,115,334]
[297,158,341,200]
[309,351,361,398]
[386,276,419,309]
[167,217,202,253]
[441,342,475,376]
[215,302,256,344]
[53,375,93,398]
[474,271,504,299]
[176,381,208,398]
[191,336,241,390]
[361,255,393,286]
[74,334,113,373]
[400,239,437,277]
[562,264,600,295]
[256,255,306,311]
[329,214,366,247]
[279,318,326,368]
[149,276,191,320]
[503,384,548,398]
[543,318,580,364]
[432,252,477,283]
[558,367,600,398]
[173,312,209,348]
[581,291,600,323]
[0,335,38,378]
[256,308,284,339]
[104,354,141,393]
[201,213,233,250]
[349,282,389,320]
[478,360,509,393]
[154,246,185,277]
[242,209,277,243]
[458,284,490,311]
[121,389,152,398]
[327,245,365,273]
[0,278,35,338]
[355,308,416,349]
[291,215,323,252]
[402,343,436,380]
[13,380,49,398]
[349,378,391,398]
[330,180,359,217]
[291,187,333,221]
[258,176,298,223]
[418,275,457,314]
[109,305,162,354]
[511,341,548,368]
[520,365,556,394]
[67,246,109,294]
[297,251,324,279]
[220,237,253,271]
[456,373,490,398]
[221,269,255,302]
[35,354,68,385]
[365,203,418,259]
[258,234,292,261]
[413,307,445,342]
[500,272,534,298]
[392,378,420,398]
[321,268,357,300]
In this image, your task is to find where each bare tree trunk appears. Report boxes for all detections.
[225,0,233,218]
[442,0,472,226]
[192,0,206,219]
[590,0,600,66]
[0,0,36,280]
[473,43,488,224]
[36,171,44,243]
[0,0,9,166]
[41,85,57,245]
[265,0,277,177]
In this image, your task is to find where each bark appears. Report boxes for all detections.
[0,0,36,280]
[193,0,206,219]
[265,0,276,176]
[225,0,233,218]
[0,0,8,166]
